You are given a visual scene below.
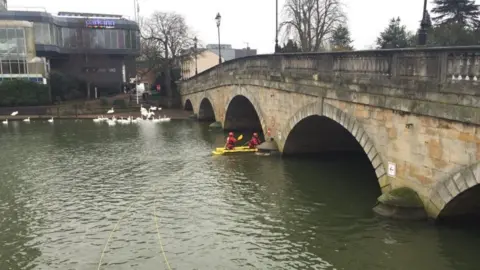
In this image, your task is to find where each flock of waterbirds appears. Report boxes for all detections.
[2,111,46,124]
[1,105,171,126]
[93,105,171,126]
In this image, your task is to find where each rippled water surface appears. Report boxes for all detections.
[1,119,480,270]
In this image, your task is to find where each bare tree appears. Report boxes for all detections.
[141,11,194,98]
[280,0,346,52]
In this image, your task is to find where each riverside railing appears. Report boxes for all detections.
[180,46,480,93]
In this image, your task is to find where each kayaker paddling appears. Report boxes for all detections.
[248,133,261,149]
[225,132,237,150]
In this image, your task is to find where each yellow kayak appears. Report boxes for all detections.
[212,146,258,155]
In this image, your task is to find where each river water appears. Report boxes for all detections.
[0,119,479,270]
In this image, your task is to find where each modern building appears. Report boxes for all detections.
[0,9,140,94]
[206,44,256,62]
[0,0,6,12]
[180,50,224,80]
[0,20,47,83]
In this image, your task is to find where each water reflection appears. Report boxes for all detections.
[1,120,480,269]
[0,150,42,269]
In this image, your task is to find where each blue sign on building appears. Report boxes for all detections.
[85,19,116,29]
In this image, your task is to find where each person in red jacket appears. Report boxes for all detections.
[248,132,261,149]
[225,132,237,150]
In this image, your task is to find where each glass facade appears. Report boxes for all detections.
[33,22,140,50]
[0,0,6,11]
[0,27,28,74]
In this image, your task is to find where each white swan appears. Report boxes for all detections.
[107,108,114,114]
[48,117,54,123]
[23,117,30,122]
[107,118,116,126]
[2,118,7,124]
[119,117,130,124]
[93,117,101,123]
[150,106,157,111]
[160,115,171,122]
[11,111,18,116]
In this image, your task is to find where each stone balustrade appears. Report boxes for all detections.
[180,46,480,95]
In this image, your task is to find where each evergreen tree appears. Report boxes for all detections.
[431,0,480,27]
[428,23,480,46]
[280,39,301,53]
[330,25,354,51]
[376,17,415,49]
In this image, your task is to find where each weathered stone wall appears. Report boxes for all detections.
[321,99,480,217]
[179,47,480,219]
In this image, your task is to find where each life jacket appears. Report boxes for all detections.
[226,136,236,145]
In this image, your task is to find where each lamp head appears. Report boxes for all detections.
[215,12,221,27]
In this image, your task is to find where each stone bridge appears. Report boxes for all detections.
[179,46,480,221]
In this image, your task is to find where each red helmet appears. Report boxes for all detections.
[228,132,234,136]
[253,133,258,137]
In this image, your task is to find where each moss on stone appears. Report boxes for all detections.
[377,187,424,208]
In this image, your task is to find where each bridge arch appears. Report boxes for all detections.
[278,101,389,190]
[223,88,266,133]
[184,99,193,111]
[428,162,480,222]
[198,97,216,122]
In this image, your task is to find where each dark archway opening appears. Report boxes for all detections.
[224,95,262,132]
[284,115,366,155]
[198,98,215,122]
[282,114,382,217]
[184,99,193,111]
[283,115,380,191]
[437,185,480,226]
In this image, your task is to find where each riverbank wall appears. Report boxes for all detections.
[0,94,193,120]
[0,109,192,120]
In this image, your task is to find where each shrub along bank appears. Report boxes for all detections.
[0,79,50,107]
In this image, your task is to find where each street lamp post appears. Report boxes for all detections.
[417,0,431,46]
[215,12,222,64]
[193,36,198,75]
[275,0,280,53]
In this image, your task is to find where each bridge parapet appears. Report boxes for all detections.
[180,46,480,94]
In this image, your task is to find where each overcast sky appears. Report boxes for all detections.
[8,0,479,53]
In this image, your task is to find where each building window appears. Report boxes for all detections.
[118,30,125,49]
[125,30,132,49]
[61,28,81,48]
[0,27,27,59]
[0,60,27,74]
[55,27,137,50]
[10,60,20,74]
[1,60,9,74]
[91,29,105,48]
[55,26,62,46]
[34,23,52,44]
[81,29,89,48]
[18,61,26,74]
[104,29,111,48]
[111,30,118,49]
